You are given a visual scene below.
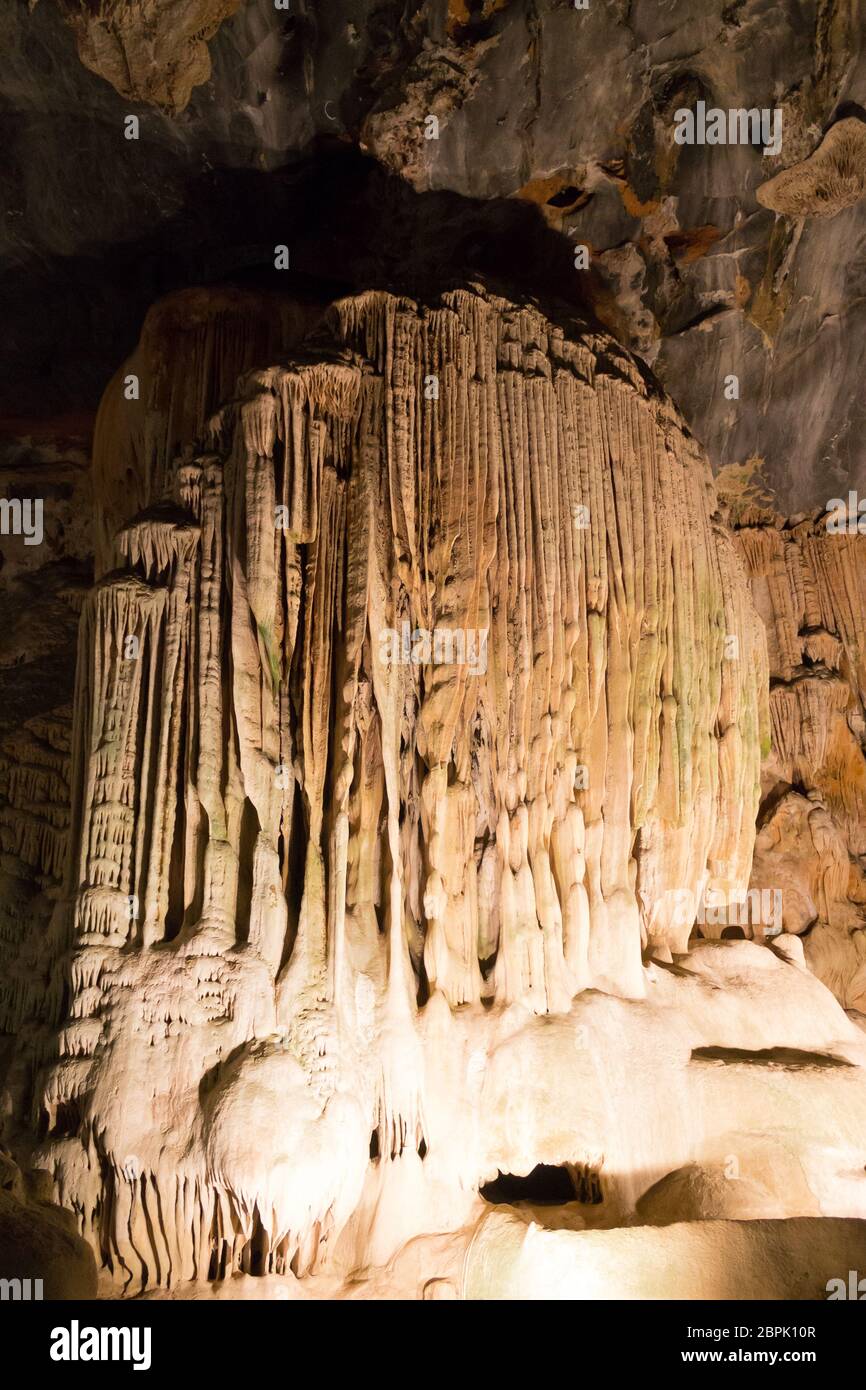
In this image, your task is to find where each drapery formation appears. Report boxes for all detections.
[40,285,768,1288]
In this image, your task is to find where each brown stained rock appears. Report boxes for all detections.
[513,170,591,227]
[756,117,866,219]
[446,0,509,42]
[0,1171,97,1299]
[56,0,243,112]
[663,224,722,264]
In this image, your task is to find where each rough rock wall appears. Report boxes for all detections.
[6,1,866,514]
[2,0,866,1304]
[0,289,316,1149]
[0,426,92,1119]
[735,509,866,1013]
[36,284,769,1289]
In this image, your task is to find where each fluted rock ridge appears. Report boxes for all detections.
[735,509,866,1012]
[30,284,778,1290]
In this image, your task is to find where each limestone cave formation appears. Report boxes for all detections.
[2,0,866,1308]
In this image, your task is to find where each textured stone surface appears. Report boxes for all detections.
[733,506,866,1012]
[0,285,861,1299]
[464,1210,866,1301]
[2,0,866,508]
[2,0,866,1304]
[55,0,243,112]
[757,117,866,217]
[0,1152,97,1299]
[90,286,320,571]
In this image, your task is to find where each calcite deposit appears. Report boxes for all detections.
[734,507,866,1015]
[55,0,244,112]
[1,283,863,1300]
[2,0,866,1306]
[757,118,866,218]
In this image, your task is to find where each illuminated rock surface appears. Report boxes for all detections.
[2,285,864,1299]
[55,0,244,113]
[735,509,866,1014]
[2,0,866,1304]
[757,118,866,219]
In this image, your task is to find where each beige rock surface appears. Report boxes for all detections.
[91,287,320,574]
[734,511,866,1011]
[757,118,866,219]
[2,0,866,1306]
[3,283,866,1300]
[55,0,243,112]
[464,1210,866,1301]
[0,1153,97,1299]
